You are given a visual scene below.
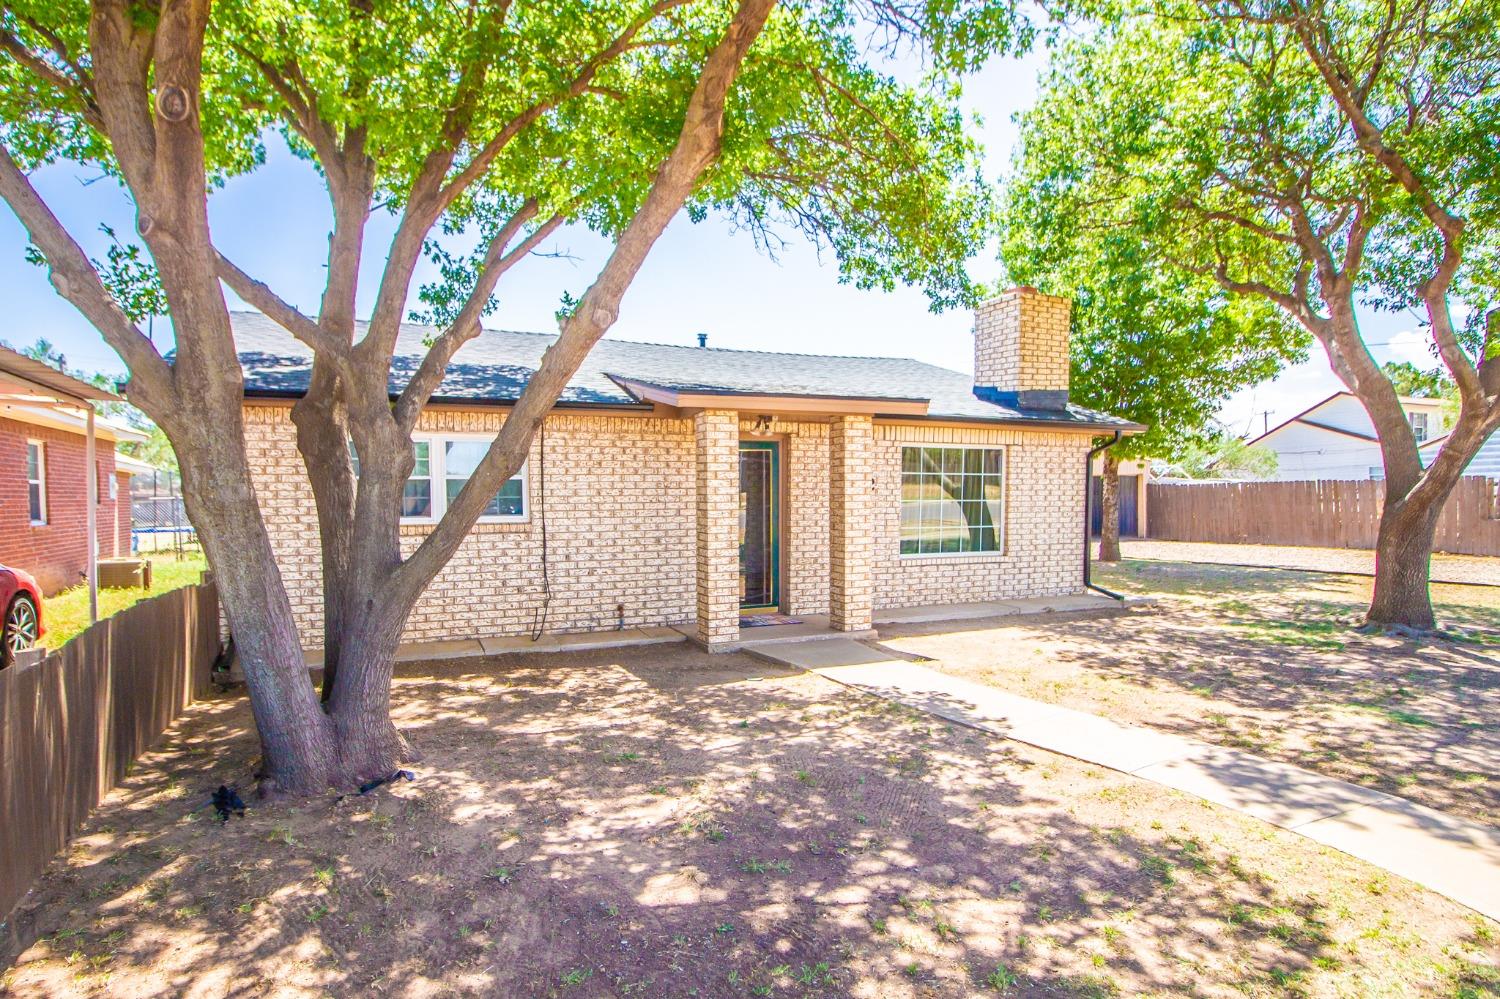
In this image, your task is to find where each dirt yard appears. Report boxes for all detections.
[1118,540,1500,587]
[4,642,1497,997]
[880,560,1500,829]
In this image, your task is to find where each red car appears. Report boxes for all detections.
[1,564,43,668]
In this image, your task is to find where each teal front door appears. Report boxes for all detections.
[738,442,780,610]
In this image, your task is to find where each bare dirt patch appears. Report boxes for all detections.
[4,642,1497,997]
[1119,540,1500,587]
[880,560,1500,827]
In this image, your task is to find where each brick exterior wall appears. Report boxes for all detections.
[973,288,1071,396]
[244,403,697,646]
[871,423,1092,607]
[0,416,130,595]
[694,410,740,647]
[779,421,830,616]
[829,415,874,631]
[243,403,1093,650]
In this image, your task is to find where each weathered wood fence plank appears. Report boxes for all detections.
[1147,478,1500,556]
[0,576,220,931]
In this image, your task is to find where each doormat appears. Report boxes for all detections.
[739,614,803,628]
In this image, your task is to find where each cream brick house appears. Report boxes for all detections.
[236,288,1141,652]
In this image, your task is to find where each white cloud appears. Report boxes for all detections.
[1382,328,1440,369]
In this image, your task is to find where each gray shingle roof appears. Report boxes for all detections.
[230,311,1140,430]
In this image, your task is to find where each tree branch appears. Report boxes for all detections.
[86,0,159,197]
[1282,0,1480,403]
[394,201,573,431]
[0,26,103,128]
[358,0,698,368]
[0,144,173,403]
[434,0,697,209]
[394,0,778,595]
[214,250,349,358]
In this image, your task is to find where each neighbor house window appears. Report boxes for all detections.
[350,436,525,523]
[899,445,1004,555]
[26,440,46,525]
[1409,411,1429,443]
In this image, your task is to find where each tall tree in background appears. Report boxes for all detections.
[1033,0,1499,627]
[1164,429,1280,480]
[0,0,1011,792]
[1382,361,1452,399]
[1001,157,1304,560]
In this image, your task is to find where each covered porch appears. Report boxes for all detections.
[686,407,884,652]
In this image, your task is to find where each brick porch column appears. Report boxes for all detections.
[695,409,739,648]
[829,414,874,632]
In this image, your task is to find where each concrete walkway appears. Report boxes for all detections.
[748,638,1500,922]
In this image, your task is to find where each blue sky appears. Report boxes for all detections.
[0,48,1434,438]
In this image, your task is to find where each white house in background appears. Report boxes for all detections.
[1247,390,1499,480]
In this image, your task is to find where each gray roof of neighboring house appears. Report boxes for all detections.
[230,311,1140,431]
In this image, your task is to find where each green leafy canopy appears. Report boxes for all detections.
[1024,0,1499,350]
[2,0,1034,317]
[999,47,1308,462]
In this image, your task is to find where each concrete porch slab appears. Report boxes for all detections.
[300,637,485,669]
[673,616,877,652]
[224,628,687,681]
[874,593,1151,626]
[744,638,903,670]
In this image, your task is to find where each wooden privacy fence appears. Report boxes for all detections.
[1147,478,1500,556]
[0,575,220,929]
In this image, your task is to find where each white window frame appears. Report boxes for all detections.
[898,443,1006,558]
[1408,410,1429,443]
[25,439,46,526]
[401,433,528,525]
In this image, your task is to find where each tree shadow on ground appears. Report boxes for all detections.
[5,643,1495,997]
[877,560,1500,826]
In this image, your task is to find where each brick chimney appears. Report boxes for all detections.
[972,287,1071,411]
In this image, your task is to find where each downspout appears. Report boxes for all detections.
[1084,431,1125,600]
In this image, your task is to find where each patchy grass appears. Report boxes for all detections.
[4,643,1496,996]
[41,553,209,649]
[881,558,1500,825]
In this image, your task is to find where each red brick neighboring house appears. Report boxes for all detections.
[0,348,144,595]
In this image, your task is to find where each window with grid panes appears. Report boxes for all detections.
[898,446,1004,555]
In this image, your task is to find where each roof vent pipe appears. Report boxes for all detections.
[697,333,708,348]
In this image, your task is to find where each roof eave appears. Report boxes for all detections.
[0,346,121,403]
[241,388,652,412]
[607,375,932,416]
[894,411,1147,433]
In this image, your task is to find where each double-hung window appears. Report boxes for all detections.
[1409,411,1429,443]
[442,439,525,519]
[26,440,46,525]
[352,436,526,523]
[899,445,1004,555]
[402,441,435,518]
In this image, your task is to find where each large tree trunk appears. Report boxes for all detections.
[1306,304,1497,632]
[1098,451,1122,563]
[1367,496,1441,630]
[2,0,780,798]
[290,369,357,703]
[1359,401,1498,630]
[173,410,339,793]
